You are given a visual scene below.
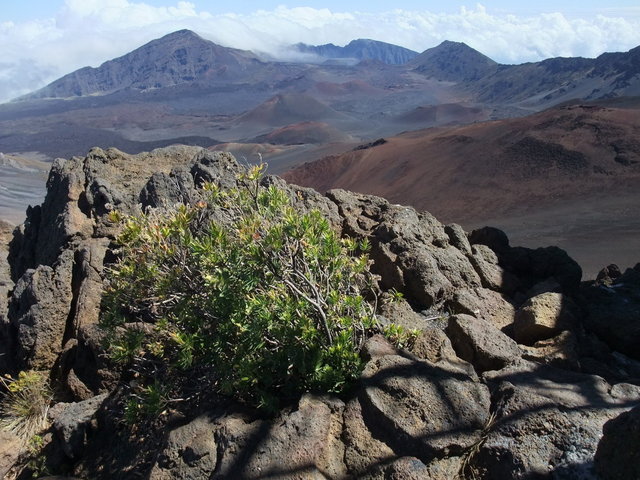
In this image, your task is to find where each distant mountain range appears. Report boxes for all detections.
[18,30,640,106]
[293,39,419,65]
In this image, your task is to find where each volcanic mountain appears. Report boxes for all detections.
[238,94,349,127]
[284,101,640,275]
[23,30,265,99]
[410,40,498,81]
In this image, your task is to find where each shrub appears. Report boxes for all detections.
[0,370,52,441]
[102,164,378,410]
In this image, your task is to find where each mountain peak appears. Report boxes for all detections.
[411,40,498,81]
[22,29,262,99]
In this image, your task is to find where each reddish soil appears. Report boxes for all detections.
[284,104,640,277]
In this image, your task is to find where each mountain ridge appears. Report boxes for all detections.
[23,29,264,99]
[16,29,640,104]
[294,38,419,65]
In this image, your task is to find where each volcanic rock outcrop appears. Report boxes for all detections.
[0,146,639,479]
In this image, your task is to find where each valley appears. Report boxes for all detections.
[2,29,640,277]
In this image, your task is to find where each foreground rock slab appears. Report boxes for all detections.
[361,353,491,459]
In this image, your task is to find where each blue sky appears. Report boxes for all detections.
[4,1,640,20]
[2,1,640,102]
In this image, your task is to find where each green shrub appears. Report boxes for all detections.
[102,164,378,410]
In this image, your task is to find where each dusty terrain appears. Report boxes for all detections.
[0,153,49,224]
[285,103,640,277]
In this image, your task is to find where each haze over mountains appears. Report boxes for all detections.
[2,28,640,275]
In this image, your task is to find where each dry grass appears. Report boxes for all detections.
[0,371,52,442]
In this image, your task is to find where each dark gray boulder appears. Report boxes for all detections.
[49,393,108,460]
[8,249,74,370]
[581,264,640,360]
[595,404,640,480]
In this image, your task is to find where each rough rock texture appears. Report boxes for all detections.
[2,146,640,479]
[150,394,347,480]
[595,404,640,480]
[476,360,630,479]
[8,249,74,370]
[149,415,218,480]
[359,456,462,480]
[49,393,108,460]
[361,353,491,458]
[470,244,520,295]
[520,330,580,369]
[513,292,577,345]
[446,314,521,372]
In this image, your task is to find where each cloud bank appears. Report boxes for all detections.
[1,1,640,102]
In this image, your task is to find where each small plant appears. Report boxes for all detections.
[0,371,53,441]
[124,380,169,425]
[383,323,419,349]
[102,163,381,411]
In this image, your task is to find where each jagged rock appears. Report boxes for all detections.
[326,189,481,309]
[610,382,640,402]
[263,175,342,230]
[520,330,580,369]
[190,150,241,189]
[501,246,583,294]
[68,239,110,333]
[362,333,398,359]
[0,220,14,372]
[12,156,95,275]
[447,287,516,332]
[527,247,583,293]
[513,292,577,345]
[445,314,521,373]
[360,353,490,459]
[445,223,472,255]
[5,144,637,479]
[49,393,108,460]
[140,166,196,209]
[477,360,627,479]
[8,249,74,369]
[581,264,640,360]
[64,367,95,401]
[522,277,562,299]
[407,328,461,364]
[377,295,435,331]
[594,404,640,480]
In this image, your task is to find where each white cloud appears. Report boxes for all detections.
[1,1,640,102]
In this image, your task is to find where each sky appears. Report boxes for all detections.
[1,1,640,103]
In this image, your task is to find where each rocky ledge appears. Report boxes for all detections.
[0,146,639,479]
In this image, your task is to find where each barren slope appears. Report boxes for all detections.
[284,103,640,276]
